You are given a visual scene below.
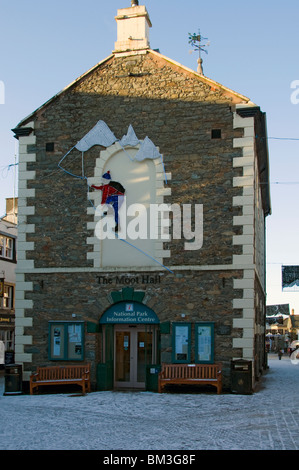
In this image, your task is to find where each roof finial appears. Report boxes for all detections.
[188,29,209,76]
[131,0,139,6]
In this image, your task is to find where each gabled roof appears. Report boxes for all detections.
[266,304,290,316]
[149,49,254,104]
[13,49,254,131]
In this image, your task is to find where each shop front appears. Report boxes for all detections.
[98,301,160,390]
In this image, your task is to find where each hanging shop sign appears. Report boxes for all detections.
[100,301,159,325]
[0,314,14,324]
[282,266,299,292]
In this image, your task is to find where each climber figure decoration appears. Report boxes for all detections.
[91,171,125,232]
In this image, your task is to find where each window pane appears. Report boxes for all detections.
[5,238,13,259]
[67,324,83,360]
[0,237,13,260]
[50,325,65,359]
[137,331,152,382]
[0,236,4,257]
[196,325,213,362]
[115,331,131,382]
[174,325,189,361]
[3,286,12,309]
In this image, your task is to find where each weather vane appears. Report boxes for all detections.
[188,30,210,75]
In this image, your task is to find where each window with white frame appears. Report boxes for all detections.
[2,285,13,309]
[0,235,14,260]
[0,330,14,351]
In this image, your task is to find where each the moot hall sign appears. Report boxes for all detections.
[100,301,160,324]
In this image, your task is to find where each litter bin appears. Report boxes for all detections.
[4,364,23,395]
[231,359,252,395]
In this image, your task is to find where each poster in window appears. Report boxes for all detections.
[49,322,84,360]
[68,324,83,359]
[53,327,63,357]
[68,324,82,342]
[197,326,212,362]
[175,325,189,360]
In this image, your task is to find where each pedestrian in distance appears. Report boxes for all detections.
[278,349,283,360]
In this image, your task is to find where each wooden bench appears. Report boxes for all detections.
[30,364,91,395]
[158,363,222,394]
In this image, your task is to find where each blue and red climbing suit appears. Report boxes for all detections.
[91,171,125,232]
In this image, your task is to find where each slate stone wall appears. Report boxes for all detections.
[25,52,244,268]
[23,269,243,388]
[19,51,254,389]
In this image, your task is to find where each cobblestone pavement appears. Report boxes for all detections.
[0,355,298,450]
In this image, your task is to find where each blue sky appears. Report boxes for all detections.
[1,0,299,312]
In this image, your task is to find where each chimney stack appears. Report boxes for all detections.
[114,3,152,54]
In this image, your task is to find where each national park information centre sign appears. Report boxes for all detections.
[100,301,160,324]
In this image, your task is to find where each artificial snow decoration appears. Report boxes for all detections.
[75,120,117,152]
[134,136,162,161]
[119,124,140,147]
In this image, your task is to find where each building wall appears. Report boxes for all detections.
[0,210,17,354]
[24,53,245,269]
[14,51,268,390]
[23,269,243,385]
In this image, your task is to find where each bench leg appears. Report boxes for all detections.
[158,381,165,393]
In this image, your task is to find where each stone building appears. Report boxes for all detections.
[12,2,270,392]
[0,198,18,361]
